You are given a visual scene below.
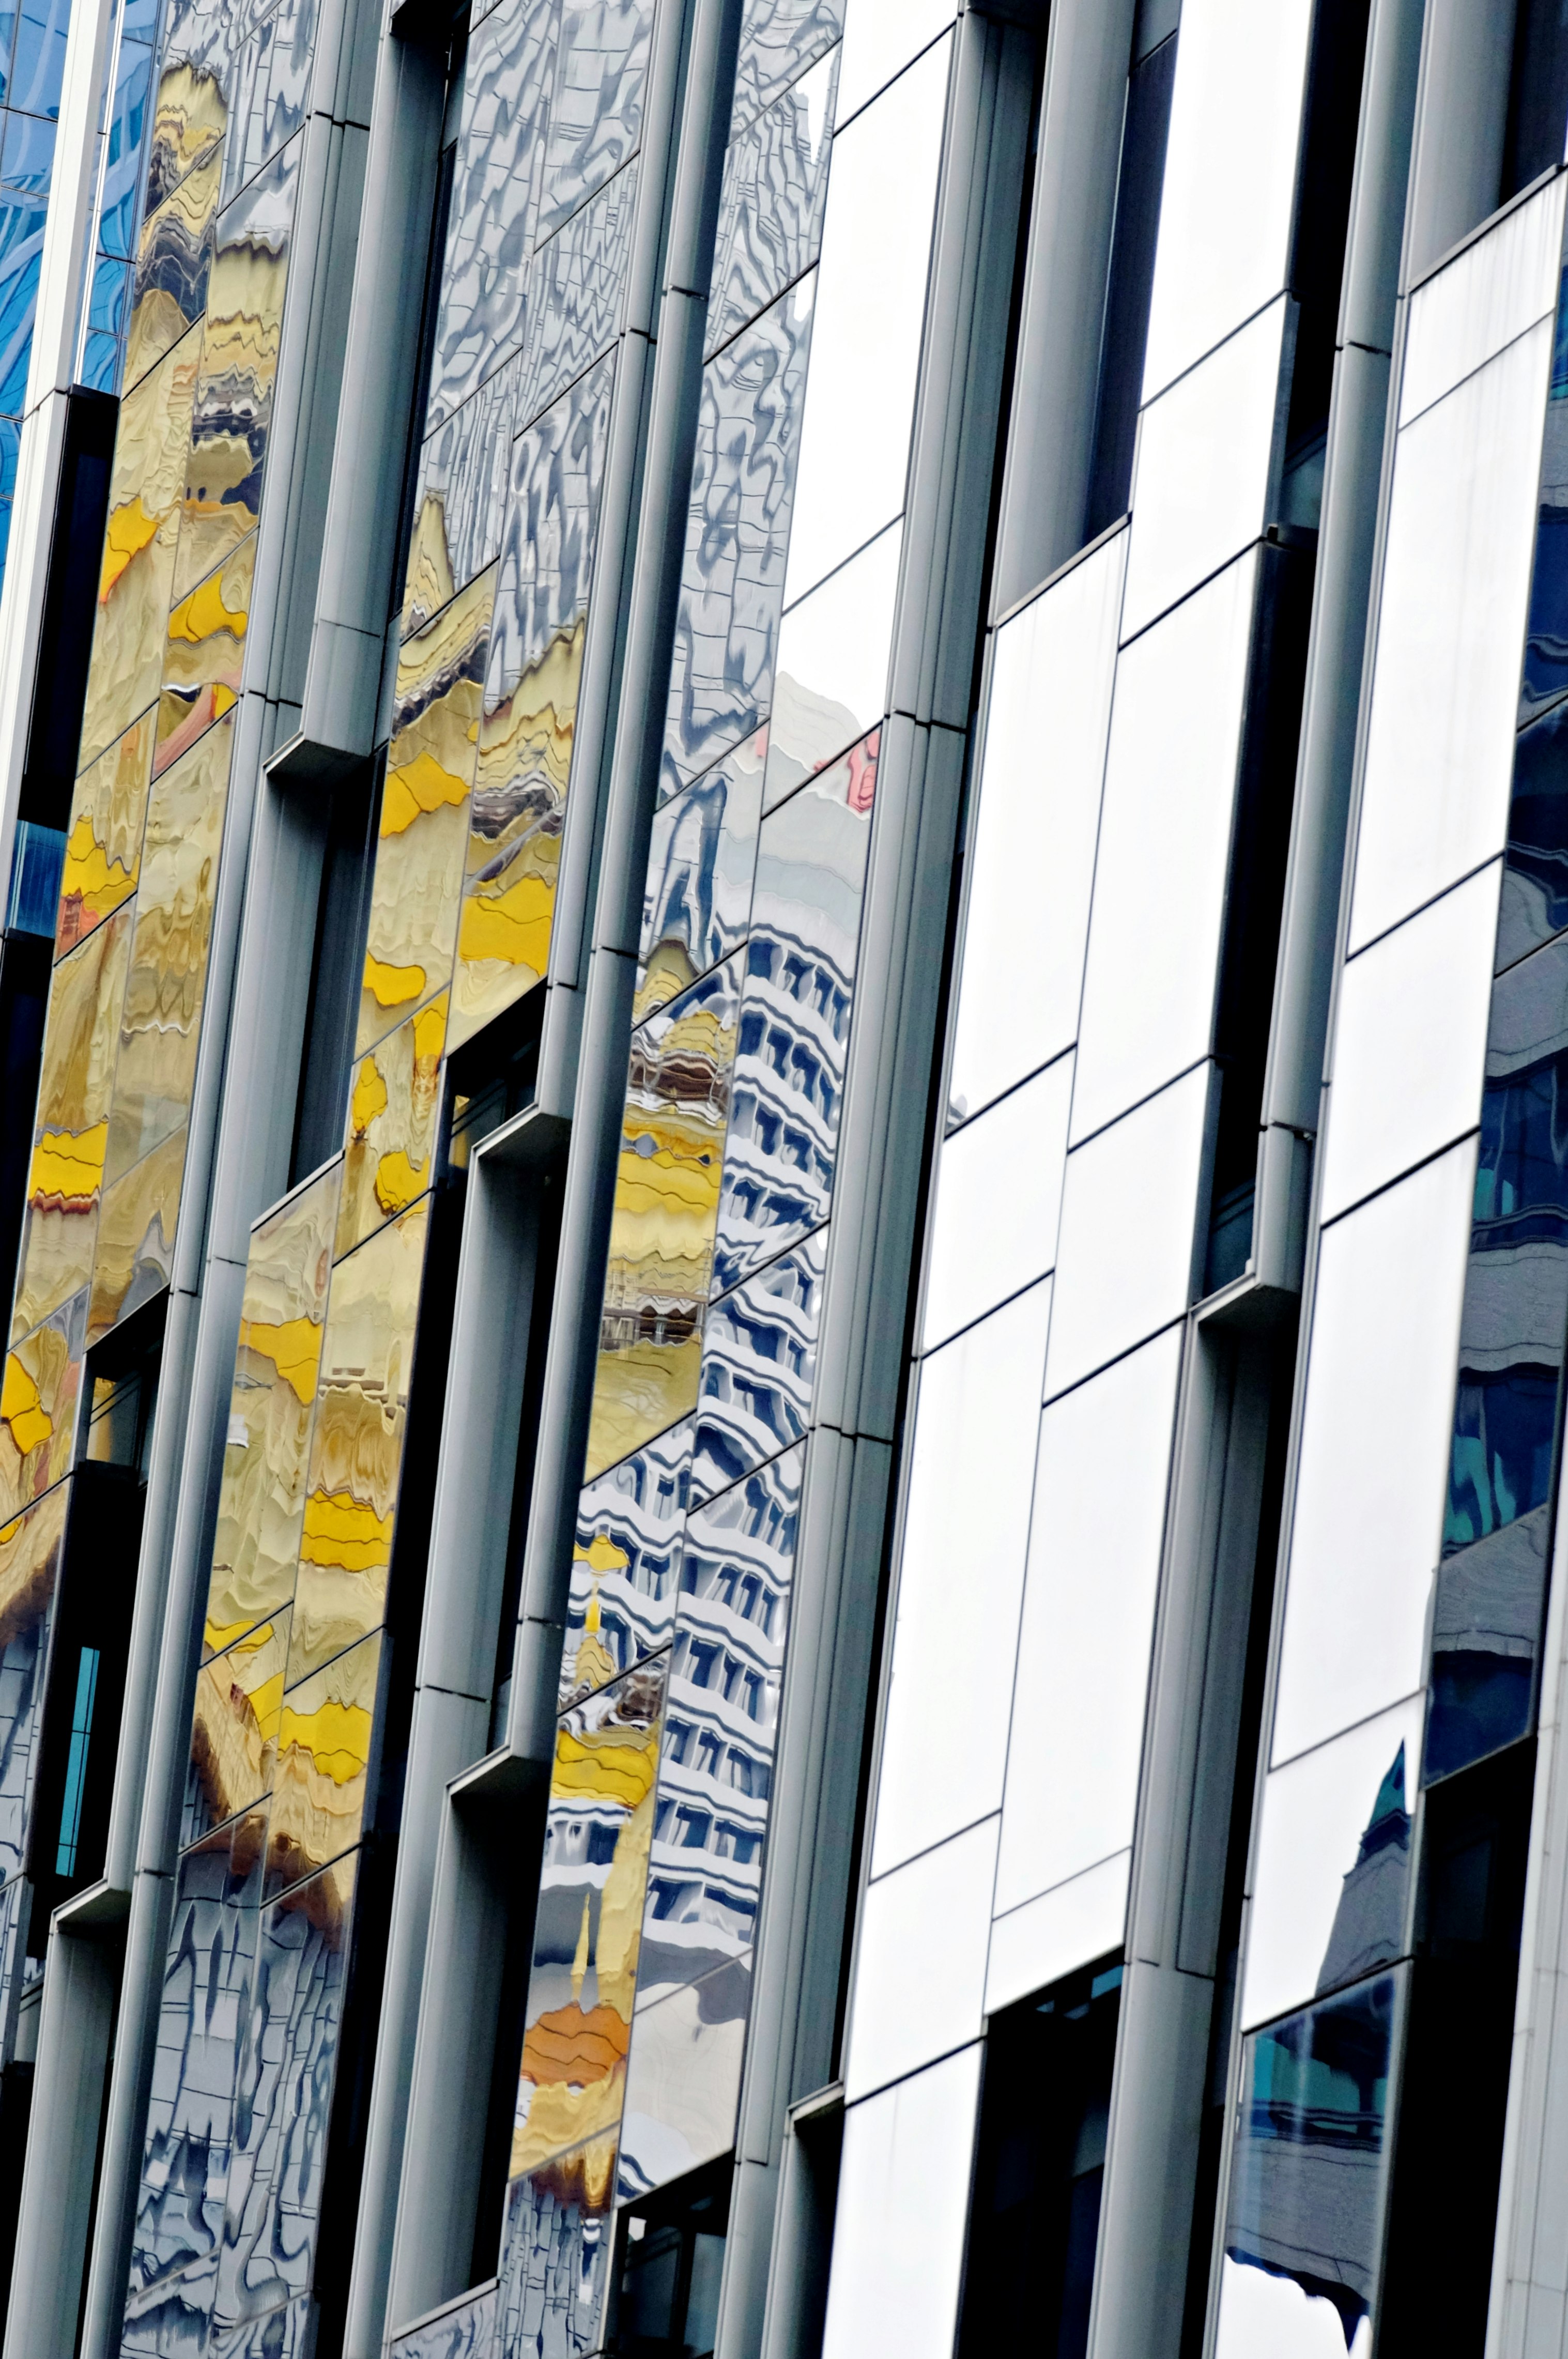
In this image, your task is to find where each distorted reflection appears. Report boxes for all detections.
[691,1229,822,1500]
[456,356,613,1047]
[638,729,763,1020]
[518,158,636,430]
[153,533,252,770]
[534,0,653,244]
[219,0,316,207]
[183,1610,288,1848]
[389,2283,498,2359]
[1447,932,1568,1555]
[358,564,496,1052]
[205,1161,339,1658]
[711,736,873,1292]
[1501,698,1568,973]
[265,1631,380,1901]
[707,47,834,357]
[763,523,897,810]
[56,710,156,952]
[1426,1506,1546,1781]
[662,277,816,796]
[0,1285,86,1517]
[88,1123,188,1343]
[289,1200,427,1682]
[618,1953,751,2200]
[337,995,445,1258]
[405,363,518,640]
[1220,1976,1396,2359]
[563,1419,691,1710]
[589,957,741,1479]
[1521,268,1568,724]
[1314,1748,1410,1999]
[0,1484,66,1879]
[126,131,220,387]
[494,2131,617,2359]
[729,0,842,134]
[513,1659,667,2177]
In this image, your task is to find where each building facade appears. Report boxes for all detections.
[1,0,1567,2353]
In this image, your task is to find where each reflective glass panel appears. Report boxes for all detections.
[732,0,841,136]
[619,1954,750,2200]
[820,2047,982,2359]
[1244,1700,1420,2032]
[563,1420,690,1710]
[1501,699,1568,969]
[534,0,653,245]
[1,1285,87,1519]
[0,1483,65,1881]
[763,519,898,811]
[985,1850,1130,2018]
[125,135,220,391]
[948,530,1124,1126]
[265,1633,380,1904]
[1272,1143,1474,1766]
[403,361,518,636]
[1524,257,1568,724]
[1400,175,1564,430]
[782,35,946,603]
[182,1611,289,1848]
[495,2132,617,2359]
[833,0,951,127]
[218,0,316,209]
[1350,324,1551,954]
[1072,553,1255,1144]
[517,156,636,434]
[924,1055,1072,1352]
[996,1325,1181,1915]
[708,44,835,356]
[872,1279,1053,1877]
[638,730,763,1021]
[1426,1504,1549,1782]
[691,1228,823,1501]
[847,1818,996,2102]
[56,710,156,954]
[88,1121,189,1344]
[1319,865,1497,1223]
[337,995,445,1258]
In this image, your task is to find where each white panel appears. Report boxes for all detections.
[872,1281,1053,1876]
[1121,299,1285,641]
[1046,1066,1208,1400]
[923,1057,1073,1352]
[1319,863,1497,1222]
[1244,1697,1422,2033]
[1272,1141,1475,1766]
[1072,553,1255,1143]
[766,522,901,810]
[1216,2254,1374,2359]
[836,0,955,127]
[784,40,947,605]
[821,2047,982,2359]
[996,1327,1182,1912]
[1400,175,1566,427]
[846,1818,998,2102]
[1141,0,1315,400]
[1349,321,1551,954]
[949,531,1125,1125]
[985,1851,1131,2015]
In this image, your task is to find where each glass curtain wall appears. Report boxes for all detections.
[0,0,76,583]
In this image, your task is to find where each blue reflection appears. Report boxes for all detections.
[1426,1506,1545,1783]
[0,189,45,412]
[0,105,50,191]
[1523,282,1568,721]
[10,0,69,118]
[1502,697,1568,973]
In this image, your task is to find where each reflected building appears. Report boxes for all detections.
[0,1,1566,2357]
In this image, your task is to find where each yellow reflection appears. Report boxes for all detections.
[286,1199,428,1683]
[12,907,133,1342]
[153,536,252,776]
[145,67,227,226]
[0,1289,87,1521]
[335,994,445,1259]
[266,1630,381,1898]
[56,711,157,954]
[204,1160,341,1659]
[88,1123,187,1347]
[357,565,496,1053]
[124,137,222,390]
[188,1608,290,1832]
[0,1482,68,1651]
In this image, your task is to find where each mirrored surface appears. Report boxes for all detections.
[1140,0,1315,400]
[389,2285,497,2359]
[1122,299,1285,641]
[1401,175,1563,431]
[708,45,834,357]
[1218,1976,1398,2359]
[1501,699,1568,969]
[265,1632,381,1902]
[691,1228,823,1501]
[662,278,816,796]
[1,1286,87,1518]
[1427,1505,1548,1782]
[732,0,841,135]
[125,132,220,390]
[638,729,763,1020]
[359,564,495,1053]
[288,1198,428,1683]
[763,521,898,811]
[495,2132,617,2359]
[1322,870,1497,1224]
[535,0,653,245]
[1272,1143,1474,1766]
[588,958,741,1481]
[871,1278,1053,1878]
[404,362,520,639]
[820,2047,981,2359]
[1523,231,1568,726]
[88,1121,188,1344]
[1072,554,1255,1144]
[783,38,945,604]
[1244,1701,1421,2032]
[0,1483,66,1880]
[514,1657,667,2176]
[205,1161,340,1659]
[710,739,874,1293]
[518,157,636,433]
[924,1057,1071,1352]
[183,1612,289,1849]
[639,1444,801,2001]
[563,1419,691,1710]
[949,531,1125,1125]
[154,533,253,774]
[56,710,156,953]
[846,1818,995,2102]
[1350,325,1551,955]
[618,1955,751,2199]
[219,0,316,209]
[833,0,951,127]
[1046,1066,1208,1401]
[337,995,445,1259]
[996,1324,1181,1914]
[984,1849,1130,2018]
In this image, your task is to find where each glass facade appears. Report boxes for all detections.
[0,0,1566,2354]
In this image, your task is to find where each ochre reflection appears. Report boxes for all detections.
[0,1289,87,1519]
[189,1608,290,1832]
[153,537,252,774]
[266,1629,380,1898]
[57,712,157,954]
[336,995,445,1259]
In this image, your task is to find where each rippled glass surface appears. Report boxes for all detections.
[732,0,841,135]
[219,0,316,209]
[708,44,834,356]
[1349,325,1551,955]
[127,135,220,389]
[691,1229,823,1501]
[404,363,519,635]
[1217,1976,1398,2359]
[872,1278,1053,1877]
[1319,866,1497,1224]
[563,1420,690,1709]
[847,1820,995,2102]
[924,1056,1072,1352]
[782,34,946,603]
[949,532,1124,1126]
[662,280,816,795]
[57,711,156,954]
[535,0,653,245]
[1140,0,1314,400]
[1502,700,1568,969]
[520,157,636,430]
[495,2134,617,2358]
[183,1612,289,1847]
[639,731,763,1019]
[996,1325,1181,1915]
[619,1954,751,2199]
[1272,1143,1474,1767]
[1244,1701,1420,2033]
[266,1629,381,1902]
[764,520,898,811]
[1072,553,1255,1143]
[820,2047,982,2359]
[337,995,445,1257]
[1046,1065,1208,1400]
[0,1286,86,1520]
[711,738,875,1292]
